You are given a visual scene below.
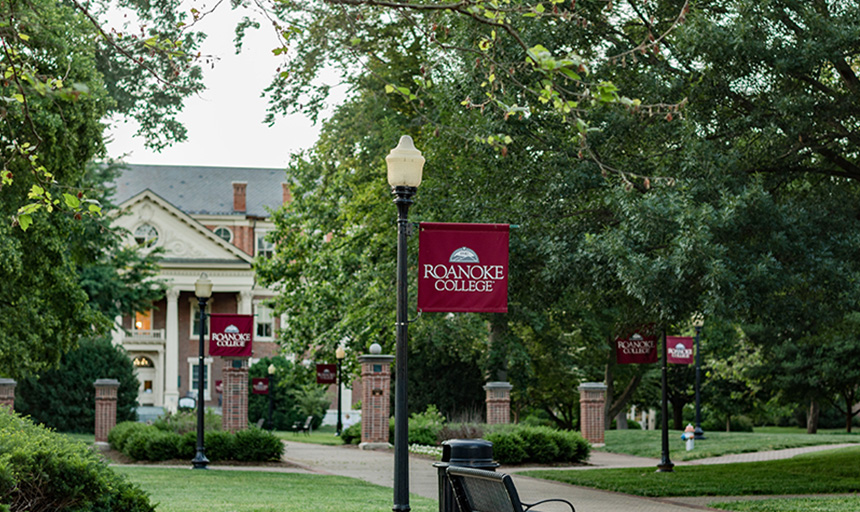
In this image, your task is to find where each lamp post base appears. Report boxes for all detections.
[192,453,209,470]
[694,426,706,440]
[656,461,675,472]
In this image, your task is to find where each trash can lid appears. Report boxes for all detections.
[441,439,497,467]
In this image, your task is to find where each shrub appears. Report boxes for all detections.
[341,422,361,445]
[409,405,446,446]
[438,422,484,441]
[0,409,154,512]
[204,430,237,461]
[153,409,221,435]
[486,425,589,465]
[108,421,149,452]
[485,430,527,464]
[233,428,283,462]
[15,337,139,433]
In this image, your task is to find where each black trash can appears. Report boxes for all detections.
[433,439,499,512]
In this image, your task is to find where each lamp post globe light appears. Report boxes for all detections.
[336,347,346,436]
[192,272,213,470]
[693,316,706,440]
[387,135,424,512]
[268,363,277,431]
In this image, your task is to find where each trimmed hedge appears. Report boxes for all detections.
[0,409,154,512]
[109,422,283,462]
[485,425,590,465]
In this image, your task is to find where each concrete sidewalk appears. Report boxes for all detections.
[281,441,704,512]
[280,440,858,512]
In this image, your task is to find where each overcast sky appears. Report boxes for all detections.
[105,6,333,170]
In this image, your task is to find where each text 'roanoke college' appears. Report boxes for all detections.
[423,264,505,293]
[211,333,250,347]
[617,339,654,354]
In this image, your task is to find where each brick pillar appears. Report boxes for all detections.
[222,359,249,432]
[484,381,513,425]
[357,346,395,450]
[94,379,120,444]
[0,379,16,410]
[579,382,607,446]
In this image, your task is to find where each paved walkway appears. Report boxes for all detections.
[278,440,857,512]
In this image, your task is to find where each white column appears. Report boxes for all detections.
[237,290,253,314]
[111,315,124,347]
[164,287,180,413]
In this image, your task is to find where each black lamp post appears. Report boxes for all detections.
[192,272,212,470]
[693,317,706,440]
[657,328,674,472]
[336,347,346,436]
[268,363,277,430]
[387,135,425,512]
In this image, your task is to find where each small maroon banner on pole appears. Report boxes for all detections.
[417,223,510,313]
[316,364,337,385]
[209,314,253,358]
[251,378,269,395]
[667,336,694,364]
[616,326,659,364]
[215,380,223,394]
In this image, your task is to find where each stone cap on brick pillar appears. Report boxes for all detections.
[0,378,16,389]
[578,382,607,394]
[483,381,513,392]
[94,379,120,397]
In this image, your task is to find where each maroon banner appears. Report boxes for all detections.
[251,378,269,395]
[209,314,253,358]
[616,326,659,364]
[667,336,694,365]
[417,223,510,313]
[316,364,337,385]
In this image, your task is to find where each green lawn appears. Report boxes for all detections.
[60,432,96,445]
[599,429,859,461]
[116,467,436,512]
[711,496,860,512]
[523,446,860,498]
[274,425,347,446]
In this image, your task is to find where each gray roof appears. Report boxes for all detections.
[112,164,287,217]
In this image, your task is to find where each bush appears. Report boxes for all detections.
[486,425,590,465]
[233,428,283,462]
[485,430,528,464]
[108,421,149,452]
[341,422,361,445]
[409,405,446,446]
[15,337,139,433]
[203,431,236,461]
[153,409,221,435]
[0,409,154,512]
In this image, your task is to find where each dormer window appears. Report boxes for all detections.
[214,226,233,243]
[134,223,159,247]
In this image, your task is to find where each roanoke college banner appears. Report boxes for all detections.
[316,364,337,385]
[667,336,694,365]
[209,314,253,358]
[616,326,659,364]
[417,223,510,313]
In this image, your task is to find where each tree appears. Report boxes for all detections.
[248,357,306,431]
[15,337,139,433]
[0,0,202,377]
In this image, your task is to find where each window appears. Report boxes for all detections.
[188,360,212,401]
[133,356,154,368]
[256,231,274,259]
[214,226,232,243]
[255,303,274,340]
[134,310,152,331]
[191,301,212,337]
[134,223,158,247]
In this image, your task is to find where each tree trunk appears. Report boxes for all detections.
[725,415,731,432]
[604,335,615,427]
[486,316,508,382]
[671,396,685,430]
[807,399,819,434]
[616,411,628,429]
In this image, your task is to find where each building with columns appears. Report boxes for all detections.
[110,164,285,413]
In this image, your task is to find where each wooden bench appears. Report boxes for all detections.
[447,466,575,512]
[292,415,313,435]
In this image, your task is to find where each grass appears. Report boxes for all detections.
[273,425,347,446]
[523,446,860,498]
[599,428,859,461]
[710,496,860,512]
[60,432,96,445]
[116,467,436,512]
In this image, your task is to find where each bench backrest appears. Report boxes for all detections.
[446,466,524,512]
